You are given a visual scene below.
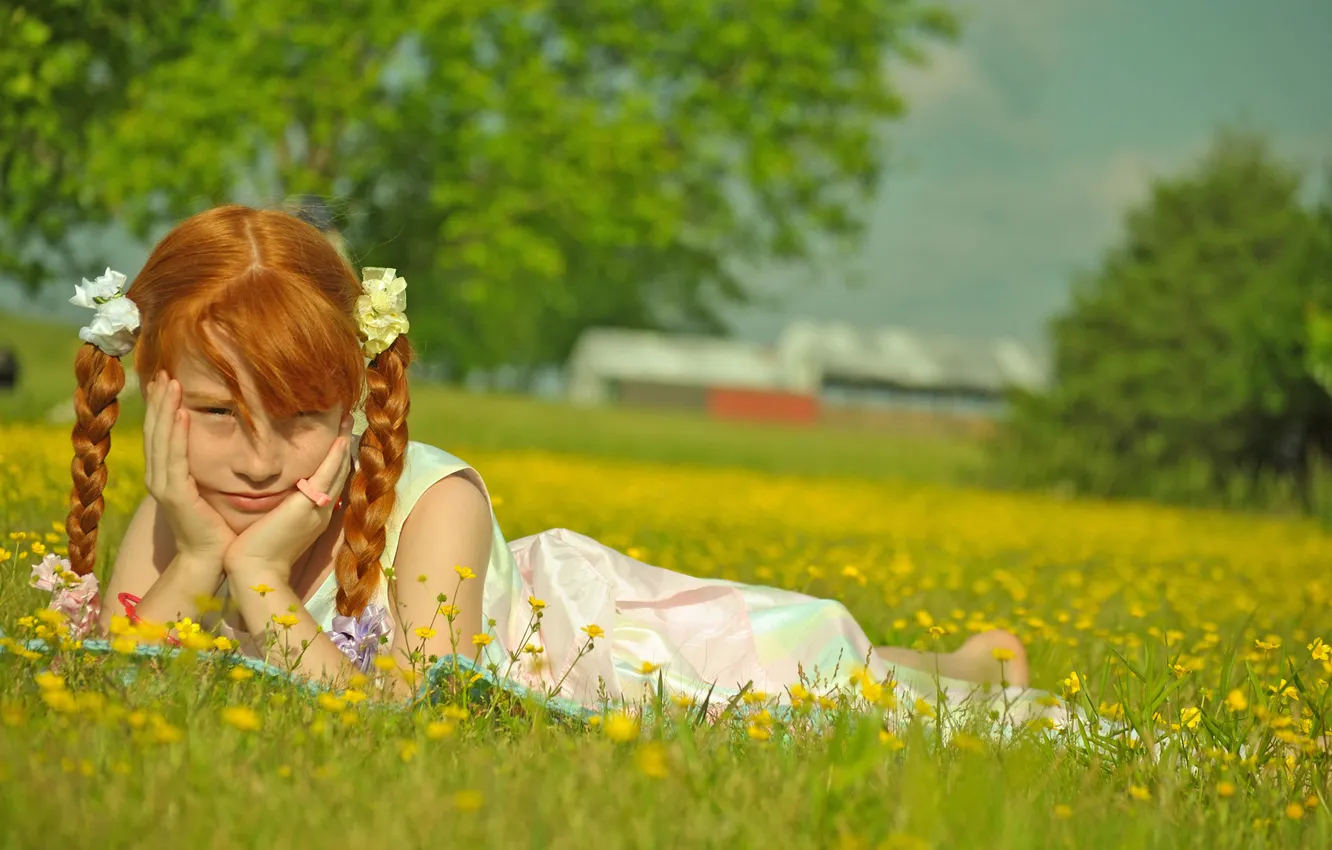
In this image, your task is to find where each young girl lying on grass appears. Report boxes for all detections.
[58,204,1053,721]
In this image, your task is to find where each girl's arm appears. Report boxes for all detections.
[221,576,362,685]
[222,474,493,697]
[98,495,225,632]
[383,474,492,672]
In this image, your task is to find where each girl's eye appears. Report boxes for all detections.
[203,407,233,417]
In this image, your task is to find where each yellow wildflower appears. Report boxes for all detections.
[34,672,64,691]
[1309,638,1330,662]
[221,706,261,732]
[42,690,77,713]
[179,632,214,652]
[1,702,25,727]
[604,712,639,743]
[635,742,670,779]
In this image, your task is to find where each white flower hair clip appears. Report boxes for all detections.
[70,267,141,357]
[356,267,409,358]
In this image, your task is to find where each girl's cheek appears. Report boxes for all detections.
[188,411,235,436]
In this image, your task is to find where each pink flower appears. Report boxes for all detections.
[52,590,100,640]
[54,572,99,611]
[30,554,101,640]
[29,553,64,592]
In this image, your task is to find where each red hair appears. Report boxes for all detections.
[67,204,413,617]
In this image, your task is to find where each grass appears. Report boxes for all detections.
[2,311,1331,847]
[407,388,983,485]
[0,311,91,423]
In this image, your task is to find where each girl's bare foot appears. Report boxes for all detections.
[873,629,1029,688]
[957,630,1029,688]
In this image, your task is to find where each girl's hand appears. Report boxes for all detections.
[144,372,236,564]
[222,414,354,584]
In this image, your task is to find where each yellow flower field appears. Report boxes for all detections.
[485,447,1332,682]
[1,422,1330,846]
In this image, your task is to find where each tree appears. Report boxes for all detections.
[60,0,954,376]
[0,1,206,288]
[993,130,1332,508]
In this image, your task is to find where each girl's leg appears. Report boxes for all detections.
[873,630,1029,688]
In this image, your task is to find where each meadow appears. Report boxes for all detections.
[1,312,1331,847]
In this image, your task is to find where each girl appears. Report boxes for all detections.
[69,204,1037,711]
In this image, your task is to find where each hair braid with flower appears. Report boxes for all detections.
[335,333,413,617]
[66,267,141,578]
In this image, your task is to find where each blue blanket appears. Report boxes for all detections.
[0,630,594,721]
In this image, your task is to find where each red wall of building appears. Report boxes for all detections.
[705,387,821,424]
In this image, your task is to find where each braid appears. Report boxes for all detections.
[335,334,414,616]
[67,344,126,577]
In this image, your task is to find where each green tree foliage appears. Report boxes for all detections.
[0,2,203,286]
[3,0,955,377]
[993,130,1332,508]
[1306,188,1332,394]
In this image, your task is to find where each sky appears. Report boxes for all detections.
[4,0,1330,353]
[723,0,1332,348]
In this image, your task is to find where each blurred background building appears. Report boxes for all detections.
[566,321,1047,430]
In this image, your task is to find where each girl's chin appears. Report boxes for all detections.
[206,500,268,532]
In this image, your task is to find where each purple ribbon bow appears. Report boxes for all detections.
[328,602,392,672]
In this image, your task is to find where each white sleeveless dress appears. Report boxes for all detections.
[216,440,1073,727]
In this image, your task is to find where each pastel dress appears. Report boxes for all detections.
[217,440,1074,729]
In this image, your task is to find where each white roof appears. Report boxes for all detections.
[565,322,1048,403]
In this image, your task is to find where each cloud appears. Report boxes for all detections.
[890,0,1123,145]
[729,0,1329,347]
[893,44,993,115]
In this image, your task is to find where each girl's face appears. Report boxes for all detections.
[169,332,348,533]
